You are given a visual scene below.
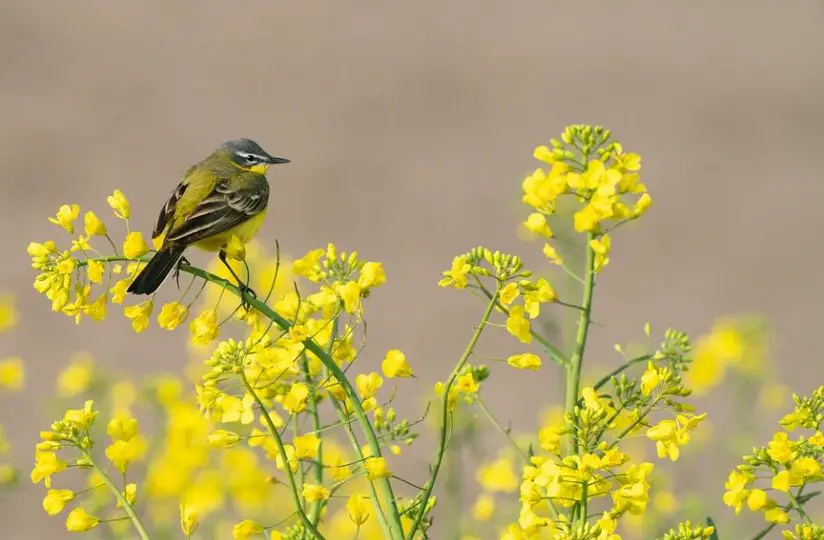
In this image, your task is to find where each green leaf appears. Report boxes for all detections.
[706,516,719,540]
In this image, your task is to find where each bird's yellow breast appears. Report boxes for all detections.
[191,209,268,252]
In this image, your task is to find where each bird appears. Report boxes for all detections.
[127,138,289,299]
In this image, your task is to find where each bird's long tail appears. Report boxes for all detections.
[127,244,186,295]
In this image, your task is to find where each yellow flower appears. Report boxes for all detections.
[302,483,331,502]
[190,309,219,346]
[107,189,131,219]
[120,483,137,507]
[542,243,563,265]
[633,193,652,217]
[505,306,532,344]
[124,300,153,333]
[358,261,386,289]
[86,260,105,284]
[476,456,518,493]
[217,393,255,424]
[105,436,147,473]
[747,488,773,512]
[49,204,80,233]
[294,433,320,460]
[56,353,94,397]
[439,255,471,289]
[233,519,264,539]
[0,295,18,332]
[640,361,662,396]
[157,301,189,330]
[336,280,362,314]
[65,507,99,532]
[506,353,541,371]
[364,456,390,479]
[62,400,97,430]
[292,248,324,281]
[110,279,130,304]
[471,493,495,521]
[523,278,556,319]
[107,416,139,442]
[283,382,310,413]
[767,432,796,464]
[207,429,241,448]
[31,451,67,487]
[382,349,413,378]
[523,213,552,237]
[573,204,599,232]
[84,211,107,237]
[346,494,370,526]
[723,469,754,514]
[455,372,479,394]
[225,235,246,261]
[42,488,75,516]
[180,503,199,536]
[0,357,24,390]
[123,231,149,259]
[590,234,611,272]
[764,508,790,524]
[356,372,383,399]
[500,283,519,306]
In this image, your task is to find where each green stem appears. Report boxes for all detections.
[406,287,500,540]
[476,397,528,462]
[788,489,813,523]
[303,354,325,525]
[564,232,595,458]
[323,317,394,539]
[330,399,393,537]
[293,417,306,514]
[83,255,404,537]
[241,374,324,539]
[81,450,150,540]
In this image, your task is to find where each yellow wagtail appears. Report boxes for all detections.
[127,138,289,298]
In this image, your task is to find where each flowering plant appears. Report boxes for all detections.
[7,124,820,539]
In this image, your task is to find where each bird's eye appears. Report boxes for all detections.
[246,155,260,163]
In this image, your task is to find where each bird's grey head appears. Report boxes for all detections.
[220,138,290,168]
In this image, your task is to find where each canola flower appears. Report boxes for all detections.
[20,125,823,539]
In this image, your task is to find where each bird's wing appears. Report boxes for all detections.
[152,180,188,239]
[165,176,269,246]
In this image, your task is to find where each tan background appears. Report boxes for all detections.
[2,1,824,538]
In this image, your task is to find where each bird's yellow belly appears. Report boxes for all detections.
[192,210,268,252]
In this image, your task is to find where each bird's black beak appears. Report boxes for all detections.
[266,155,290,164]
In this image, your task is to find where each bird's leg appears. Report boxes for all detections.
[218,250,257,309]
[174,255,192,289]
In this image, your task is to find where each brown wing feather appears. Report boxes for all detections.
[165,179,268,246]
[153,181,187,239]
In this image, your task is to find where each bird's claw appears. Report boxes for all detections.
[173,256,192,289]
[239,284,258,311]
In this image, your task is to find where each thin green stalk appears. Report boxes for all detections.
[564,232,595,458]
[406,287,500,540]
[303,354,325,525]
[241,374,324,539]
[788,489,813,523]
[293,417,306,514]
[476,397,528,461]
[81,450,150,540]
[330,398,393,537]
[81,255,404,537]
[323,316,394,539]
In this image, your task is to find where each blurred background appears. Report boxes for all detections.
[2,1,824,538]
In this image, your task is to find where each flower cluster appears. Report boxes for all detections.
[20,124,821,540]
[724,386,824,531]
[522,125,650,273]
